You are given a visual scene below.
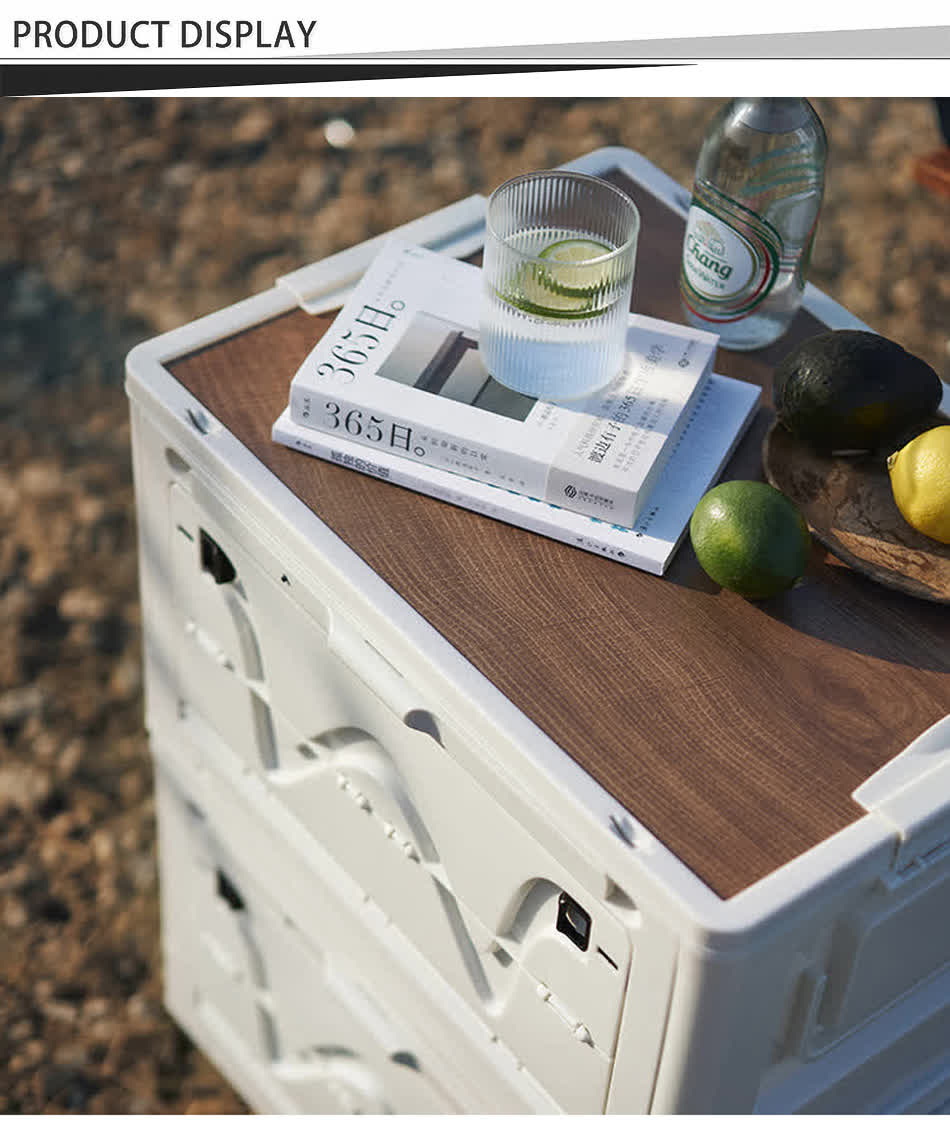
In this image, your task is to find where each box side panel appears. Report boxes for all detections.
[649,854,950,1114]
[130,397,685,1111]
[154,761,474,1113]
[757,969,950,1113]
[150,710,559,1112]
[150,680,637,1112]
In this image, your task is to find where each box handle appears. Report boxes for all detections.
[852,714,950,871]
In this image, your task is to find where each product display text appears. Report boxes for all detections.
[11,18,318,49]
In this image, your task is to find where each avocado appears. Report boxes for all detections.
[773,330,943,453]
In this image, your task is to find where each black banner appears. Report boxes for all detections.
[0,61,676,96]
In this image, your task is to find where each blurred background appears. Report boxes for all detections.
[1,96,948,1113]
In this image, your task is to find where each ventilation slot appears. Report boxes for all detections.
[597,946,619,970]
[216,869,245,912]
[490,943,514,968]
[165,447,191,474]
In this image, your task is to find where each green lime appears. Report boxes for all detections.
[538,236,613,298]
[689,480,811,600]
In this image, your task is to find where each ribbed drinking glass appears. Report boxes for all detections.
[479,170,640,400]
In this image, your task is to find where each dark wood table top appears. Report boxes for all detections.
[167,167,950,900]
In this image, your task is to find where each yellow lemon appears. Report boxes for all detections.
[886,424,950,544]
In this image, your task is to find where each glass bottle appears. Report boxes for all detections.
[679,98,827,351]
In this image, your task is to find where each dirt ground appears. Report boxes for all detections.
[1,96,948,1113]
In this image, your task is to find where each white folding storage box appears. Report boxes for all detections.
[127,148,950,1114]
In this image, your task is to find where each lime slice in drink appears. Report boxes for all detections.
[538,236,613,298]
[502,263,597,318]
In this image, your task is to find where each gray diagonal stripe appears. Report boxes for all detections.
[322,25,950,58]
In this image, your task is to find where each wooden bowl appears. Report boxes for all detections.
[762,421,950,604]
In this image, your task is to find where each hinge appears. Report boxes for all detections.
[852,714,950,877]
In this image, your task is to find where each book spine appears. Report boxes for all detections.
[627,359,715,520]
[289,379,529,484]
[288,380,638,527]
[273,421,660,575]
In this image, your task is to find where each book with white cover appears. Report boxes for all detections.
[274,373,759,576]
[288,240,719,529]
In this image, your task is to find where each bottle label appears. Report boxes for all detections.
[680,184,782,322]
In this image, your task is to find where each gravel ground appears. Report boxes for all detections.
[1,96,948,1114]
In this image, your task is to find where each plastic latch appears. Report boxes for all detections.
[852,714,950,873]
[277,194,487,315]
[556,892,592,952]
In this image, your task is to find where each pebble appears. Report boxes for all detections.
[42,999,79,1024]
[164,161,199,189]
[61,151,85,179]
[324,117,356,148]
[109,653,142,700]
[235,106,273,144]
[19,462,63,497]
[83,997,111,1019]
[56,737,85,776]
[3,896,29,928]
[53,1042,89,1067]
[91,829,117,863]
[0,762,51,809]
[59,587,109,621]
[0,684,44,722]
